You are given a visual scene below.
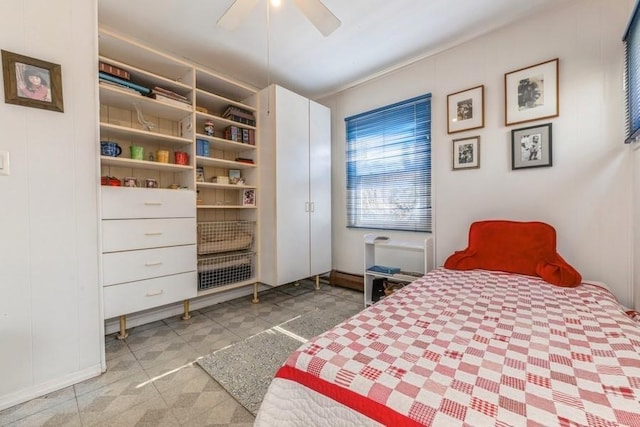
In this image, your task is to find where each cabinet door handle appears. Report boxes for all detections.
[309,202,315,212]
[144,261,163,267]
[144,201,163,206]
[305,202,309,212]
[144,232,163,236]
[145,290,164,297]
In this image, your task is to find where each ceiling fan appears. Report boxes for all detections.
[217,0,342,37]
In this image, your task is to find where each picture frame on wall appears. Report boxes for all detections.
[511,123,552,170]
[242,188,255,206]
[447,85,484,134]
[504,58,558,126]
[1,50,64,112]
[452,136,480,170]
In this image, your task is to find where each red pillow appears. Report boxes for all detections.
[444,220,582,287]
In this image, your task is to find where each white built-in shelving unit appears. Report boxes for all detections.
[97,27,261,338]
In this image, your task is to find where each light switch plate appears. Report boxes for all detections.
[0,151,10,176]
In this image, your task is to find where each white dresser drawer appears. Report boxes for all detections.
[102,245,196,286]
[103,272,197,319]
[102,218,196,252]
[101,186,196,219]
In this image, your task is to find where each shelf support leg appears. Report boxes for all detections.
[116,315,129,340]
[315,275,320,290]
[181,300,191,320]
[252,282,259,304]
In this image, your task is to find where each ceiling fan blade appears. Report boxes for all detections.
[217,0,260,31]
[292,0,341,37]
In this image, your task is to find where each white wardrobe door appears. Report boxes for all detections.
[309,100,332,276]
[275,86,311,285]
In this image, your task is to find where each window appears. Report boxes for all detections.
[624,0,640,143]
[345,94,431,232]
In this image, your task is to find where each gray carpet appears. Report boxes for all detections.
[197,308,350,415]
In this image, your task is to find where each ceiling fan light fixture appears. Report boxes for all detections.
[218,0,341,37]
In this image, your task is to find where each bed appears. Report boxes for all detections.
[254,221,640,426]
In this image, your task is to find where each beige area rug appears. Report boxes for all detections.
[197,308,349,415]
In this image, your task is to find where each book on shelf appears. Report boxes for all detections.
[367,265,401,275]
[99,61,130,80]
[151,86,188,102]
[151,93,192,108]
[223,105,254,120]
[98,72,151,95]
[225,125,255,144]
[225,114,256,127]
[99,79,140,95]
[225,125,242,142]
[235,157,255,164]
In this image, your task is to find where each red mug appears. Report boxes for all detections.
[175,151,189,165]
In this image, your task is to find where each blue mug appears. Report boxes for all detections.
[101,141,122,157]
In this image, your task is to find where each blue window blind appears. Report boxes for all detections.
[345,94,431,232]
[624,0,640,143]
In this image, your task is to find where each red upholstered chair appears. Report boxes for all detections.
[444,220,582,287]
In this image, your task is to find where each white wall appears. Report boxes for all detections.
[0,0,102,410]
[323,0,637,307]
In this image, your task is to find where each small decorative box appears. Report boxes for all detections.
[212,176,229,184]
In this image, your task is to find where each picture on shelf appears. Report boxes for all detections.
[242,188,255,206]
[196,167,205,182]
[228,169,241,184]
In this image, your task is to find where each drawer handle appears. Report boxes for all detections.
[144,202,163,206]
[144,261,163,267]
[144,232,163,236]
[146,290,164,297]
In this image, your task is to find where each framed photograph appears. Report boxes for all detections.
[505,58,558,126]
[228,169,241,184]
[511,123,552,170]
[447,85,484,134]
[452,136,480,170]
[242,188,255,207]
[196,167,205,182]
[1,50,64,112]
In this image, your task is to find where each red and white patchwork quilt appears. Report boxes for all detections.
[255,268,640,426]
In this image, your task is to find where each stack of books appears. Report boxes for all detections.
[223,105,256,126]
[98,72,150,95]
[149,86,191,108]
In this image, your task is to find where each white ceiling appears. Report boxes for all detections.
[98,0,571,99]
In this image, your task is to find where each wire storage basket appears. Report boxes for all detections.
[197,221,255,256]
[198,251,255,290]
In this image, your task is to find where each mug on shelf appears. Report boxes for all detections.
[144,178,158,188]
[174,151,189,165]
[130,145,144,160]
[100,141,122,157]
[122,176,139,188]
[156,150,169,163]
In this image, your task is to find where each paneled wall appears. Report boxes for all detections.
[0,0,102,410]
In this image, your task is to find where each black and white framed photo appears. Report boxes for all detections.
[1,50,64,112]
[447,85,484,134]
[242,188,255,206]
[505,58,558,126]
[452,136,480,170]
[511,123,552,170]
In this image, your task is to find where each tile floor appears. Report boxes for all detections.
[0,280,363,427]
